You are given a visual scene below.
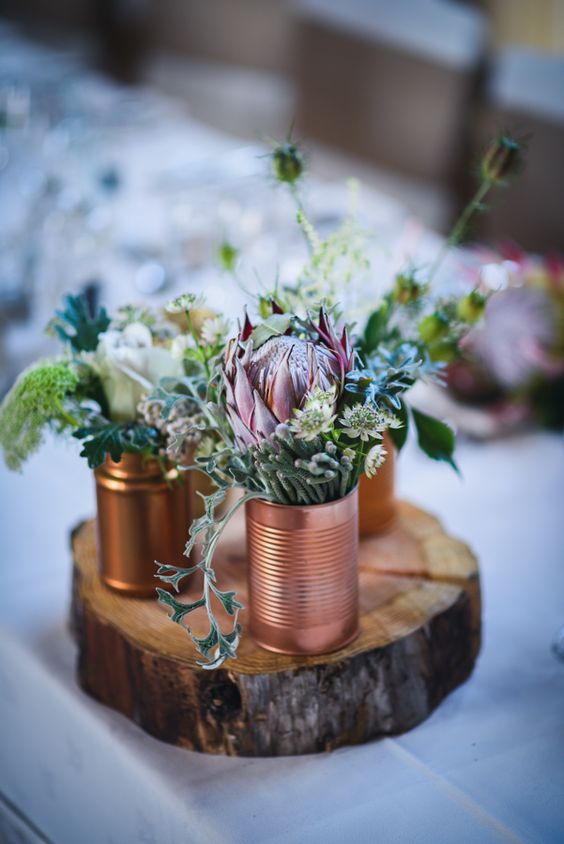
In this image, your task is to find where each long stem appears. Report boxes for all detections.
[53,398,79,428]
[185,309,212,381]
[427,180,492,285]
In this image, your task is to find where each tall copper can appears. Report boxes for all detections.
[94,453,194,598]
[246,488,359,655]
[358,433,397,537]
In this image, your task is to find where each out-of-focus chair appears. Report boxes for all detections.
[152,0,296,75]
[472,47,564,252]
[294,0,488,186]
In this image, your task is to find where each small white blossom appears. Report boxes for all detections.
[170,334,193,359]
[304,385,337,410]
[200,316,230,347]
[383,411,403,429]
[339,403,387,442]
[290,402,335,441]
[165,293,204,314]
[364,443,387,478]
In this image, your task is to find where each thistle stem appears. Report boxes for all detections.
[427,180,492,285]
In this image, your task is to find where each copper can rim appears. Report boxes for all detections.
[249,484,359,514]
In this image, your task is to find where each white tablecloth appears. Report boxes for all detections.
[1,431,563,844]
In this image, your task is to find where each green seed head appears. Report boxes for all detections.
[482,135,522,185]
[272,142,305,185]
[418,312,449,344]
[457,290,487,323]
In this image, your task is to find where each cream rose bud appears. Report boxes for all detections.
[90,322,184,421]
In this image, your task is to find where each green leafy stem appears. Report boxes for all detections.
[155,484,266,669]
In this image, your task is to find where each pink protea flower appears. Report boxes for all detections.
[224,308,353,450]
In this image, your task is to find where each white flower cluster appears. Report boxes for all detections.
[200,316,231,347]
[339,404,401,442]
[289,387,337,441]
[364,443,388,478]
[165,293,204,314]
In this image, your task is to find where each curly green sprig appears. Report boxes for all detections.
[0,360,80,470]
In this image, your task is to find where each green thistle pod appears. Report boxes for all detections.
[393,273,425,305]
[482,135,521,185]
[457,290,487,323]
[272,142,305,185]
[418,312,449,344]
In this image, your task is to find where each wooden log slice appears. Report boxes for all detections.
[70,501,480,757]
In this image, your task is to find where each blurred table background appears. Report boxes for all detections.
[0,12,563,844]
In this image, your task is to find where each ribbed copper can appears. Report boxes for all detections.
[94,453,194,598]
[358,433,397,536]
[246,488,359,655]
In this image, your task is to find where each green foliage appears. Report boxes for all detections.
[362,300,391,356]
[0,361,80,470]
[73,420,162,469]
[156,487,254,669]
[348,344,423,411]
[254,425,357,504]
[388,399,409,451]
[218,240,239,273]
[411,408,458,472]
[250,314,292,349]
[48,293,110,353]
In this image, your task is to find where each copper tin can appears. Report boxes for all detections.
[246,488,359,655]
[358,433,397,537]
[94,453,193,598]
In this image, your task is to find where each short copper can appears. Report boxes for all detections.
[94,453,196,598]
[246,488,359,655]
[358,433,397,537]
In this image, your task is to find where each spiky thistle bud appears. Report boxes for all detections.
[393,273,426,305]
[482,135,522,185]
[272,142,305,185]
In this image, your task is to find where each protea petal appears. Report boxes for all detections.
[252,390,278,440]
[223,306,354,448]
[241,309,254,341]
[306,342,319,394]
[233,357,255,426]
[268,346,296,422]
[226,404,257,450]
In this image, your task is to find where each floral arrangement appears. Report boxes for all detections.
[153,133,523,669]
[0,294,225,471]
[153,299,404,668]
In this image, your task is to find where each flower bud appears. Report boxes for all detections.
[457,290,487,323]
[272,142,305,184]
[418,312,449,344]
[393,273,425,305]
[482,135,521,185]
[218,240,238,273]
[428,341,458,363]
